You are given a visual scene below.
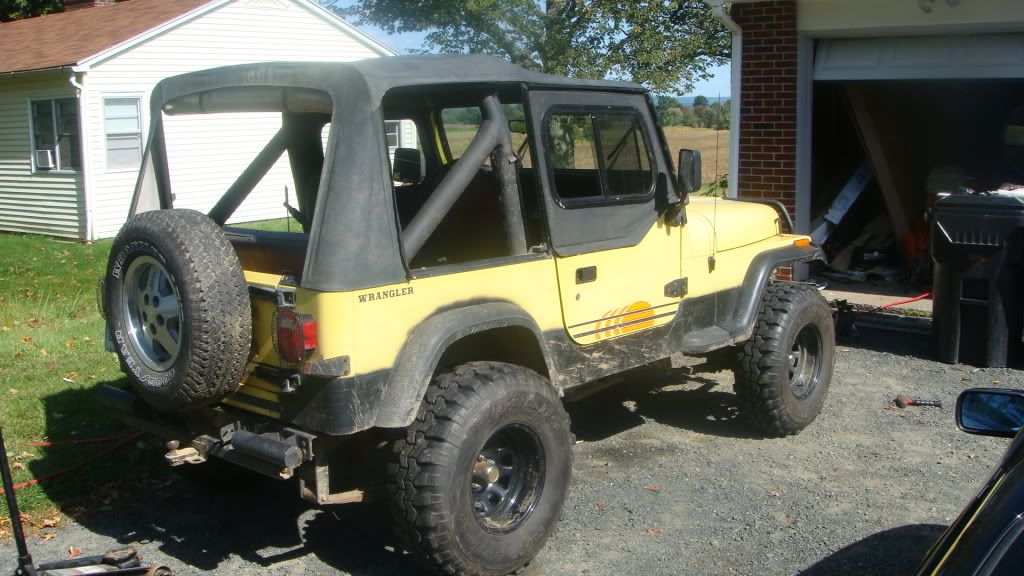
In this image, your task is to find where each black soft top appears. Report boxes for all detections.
[136,56,646,292]
[151,55,645,106]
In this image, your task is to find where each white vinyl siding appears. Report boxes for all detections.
[0,73,83,238]
[401,119,418,150]
[103,97,143,170]
[83,0,388,238]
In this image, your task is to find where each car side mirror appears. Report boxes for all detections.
[956,388,1024,438]
[508,119,528,135]
[393,147,425,184]
[677,149,702,194]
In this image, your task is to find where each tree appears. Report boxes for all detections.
[710,100,730,130]
[333,0,730,94]
[1,0,61,22]
[693,94,709,107]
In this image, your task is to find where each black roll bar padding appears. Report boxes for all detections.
[487,98,529,255]
[404,94,511,261]
[282,113,327,232]
[208,128,289,225]
[152,120,174,211]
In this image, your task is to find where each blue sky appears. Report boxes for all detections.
[334,3,732,98]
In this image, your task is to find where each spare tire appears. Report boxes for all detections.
[105,209,251,412]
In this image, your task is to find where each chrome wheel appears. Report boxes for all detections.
[122,256,182,372]
[788,324,822,400]
[471,424,545,534]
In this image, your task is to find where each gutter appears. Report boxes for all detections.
[69,71,95,241]
[709,0,741,199]
[0,66,73,78]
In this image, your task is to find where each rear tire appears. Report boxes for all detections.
[734,282,835,436]
[105,209,251,412]
[388,362,573,576]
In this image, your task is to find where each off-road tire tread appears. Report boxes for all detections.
[388,362,571,576]
[108,209,251,411]
[734,282,831,436]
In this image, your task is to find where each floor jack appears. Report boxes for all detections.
[1,427,173,576]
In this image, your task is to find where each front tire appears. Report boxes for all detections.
[389,362,573,576]
[734,282,835,436]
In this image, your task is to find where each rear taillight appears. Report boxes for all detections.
[276,309,317,363]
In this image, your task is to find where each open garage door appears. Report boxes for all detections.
[815,34,1024,81]
[807,33,1024,304]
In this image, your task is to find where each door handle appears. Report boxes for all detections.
[575,266,597,284]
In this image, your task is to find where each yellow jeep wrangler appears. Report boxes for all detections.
[100,55,833,576]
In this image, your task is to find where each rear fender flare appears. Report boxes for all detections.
[373,301,555,428]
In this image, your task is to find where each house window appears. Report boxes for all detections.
[104,97,142,170]
[385,120,401,152]
[31,98,80,171]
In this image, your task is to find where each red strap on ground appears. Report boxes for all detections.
[27,433,140,447]
[0,433,143,494]
[875,292,931,312]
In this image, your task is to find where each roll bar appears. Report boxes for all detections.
[402,95,528,260]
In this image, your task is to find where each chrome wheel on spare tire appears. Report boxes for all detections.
[105,209,252,413]
[122,256,183,372]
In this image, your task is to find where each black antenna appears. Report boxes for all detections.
[710,94,722,272]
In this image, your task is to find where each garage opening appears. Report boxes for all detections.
[808,35,1024,326]
[811,80,1024,287]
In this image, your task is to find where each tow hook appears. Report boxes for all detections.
[164,440,206,466]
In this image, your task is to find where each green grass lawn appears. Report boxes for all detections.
[0,233,154,524]
[0,218,301,526]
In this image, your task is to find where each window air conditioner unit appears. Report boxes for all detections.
[35,149,55,170]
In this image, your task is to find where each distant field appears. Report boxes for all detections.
[663,126,730,188]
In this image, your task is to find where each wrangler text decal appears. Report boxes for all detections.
[358,286,414,303]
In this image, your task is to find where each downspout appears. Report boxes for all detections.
[69,71,95,241]
[709,0,741,199]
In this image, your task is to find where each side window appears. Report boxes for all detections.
[547,113,600,199]
[544,110,654,204]
[597,113,653,197]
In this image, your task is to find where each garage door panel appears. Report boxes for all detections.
[816,34,1024,80]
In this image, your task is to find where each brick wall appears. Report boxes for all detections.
[732,0,798,280]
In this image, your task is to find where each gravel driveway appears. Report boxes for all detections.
[3,327,1021,576]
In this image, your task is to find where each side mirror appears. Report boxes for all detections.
[956,388,1024,438]
[393,147,425,184]
[677,149,702,194]
[508,119,528,135]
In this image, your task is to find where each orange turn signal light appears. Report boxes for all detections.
[793,238,812,248]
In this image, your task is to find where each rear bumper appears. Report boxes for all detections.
[96,384,316,480]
